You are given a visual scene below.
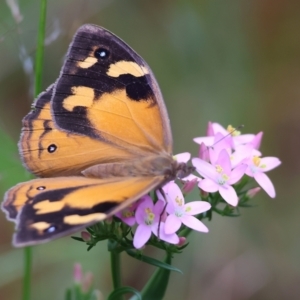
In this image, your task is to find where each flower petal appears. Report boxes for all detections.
[163,181,183,205]
[184,201,211,215]
[216,149,231,174]
[181,215,209,232]
[174,152,191,163]
[212,122,227,135]
[165,214,182,234]
[135,196,153,224]
[206,121,214,136]
[249,132,263,149]
[254,172,276,198]
[219,185,238,206]
[198,178,219,193]
[213,133,233,155]
[154,223,179,244]
[194,136,214,146]
[233,133,255,146]
[133,225,151,249]
[228,164,247,184]
[153,200,166,222]
[192,158,216,179]
[198,142,210,161]
[259,157,281,172]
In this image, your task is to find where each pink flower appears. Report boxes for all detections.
[73,263,82,283]
[115,202,138,226]
[162,182,211,234]
[244,156,281,198]
[192,149,246,206]
[194,122,255,149]
[133,196,179,249]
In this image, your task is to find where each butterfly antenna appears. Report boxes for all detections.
[214,124,244,147]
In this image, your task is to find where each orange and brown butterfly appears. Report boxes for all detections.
[1,24,194,247]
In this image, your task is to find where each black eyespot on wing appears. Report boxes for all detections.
[95,48,110,59]
[47,144,57,153]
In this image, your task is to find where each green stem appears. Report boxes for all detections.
[22,1,47,300]
[138,253,172,300]
[110,250,122,290]
[22,247,32,300]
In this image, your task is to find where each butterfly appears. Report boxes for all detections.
[1,24,193,247]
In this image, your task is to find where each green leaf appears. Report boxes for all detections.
[87,245,95,251]
[126,250,182,274]
[131,253,174,300]
[71,236,84,242]
[108,286,142,300]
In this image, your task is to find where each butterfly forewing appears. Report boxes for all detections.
[52,24,172,155]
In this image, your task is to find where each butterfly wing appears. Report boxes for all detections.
[52,24,172,155]
[20,85,137,177]
[2,176,163,246]
[4,24,177,247]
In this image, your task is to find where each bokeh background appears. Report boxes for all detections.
[0,0,298,299]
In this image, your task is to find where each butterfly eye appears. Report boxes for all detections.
[95,48,110,59]
[36,186,46,190]
[47,144,57,153]
[46,225,56,234]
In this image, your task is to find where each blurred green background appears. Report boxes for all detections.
[0,0,298,299]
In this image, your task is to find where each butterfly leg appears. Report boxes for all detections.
[157,187,168,240]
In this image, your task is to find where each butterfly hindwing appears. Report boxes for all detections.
[2,176,163,246]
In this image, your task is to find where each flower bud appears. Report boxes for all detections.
[177,237,186,247]
[81,231,92,242]
[246,187,261,199]
[182,178,198,194]
[73,263,82,283]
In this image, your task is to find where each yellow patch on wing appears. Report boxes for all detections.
[107,61,149,78]
[20,89,135,178]
[33,200,64,214]
[63,86,94,111]
[77,56,98,69]
[30,222,51,232]
[64,213,106,225]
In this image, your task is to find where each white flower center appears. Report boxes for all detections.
[215,164,229,185]
[144,207,155,225]
[175,208,184,218]
[250,156,266,174]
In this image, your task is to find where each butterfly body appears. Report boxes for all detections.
[2,24,193,247]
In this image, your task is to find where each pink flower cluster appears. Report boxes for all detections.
[115,178,211,249]
[192,122,281,205]
[115,122,281,249]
